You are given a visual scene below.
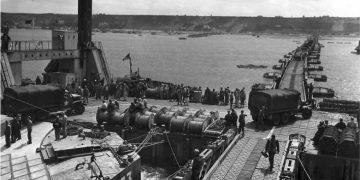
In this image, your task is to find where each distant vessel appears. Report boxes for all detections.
[237,64,267,69]
[312,87,335,98]
[188,33,209,38]
[179,37,187,40]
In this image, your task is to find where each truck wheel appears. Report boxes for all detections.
[74,104,85,115]
[251,114,258,121]
[281,113,290,125]
[302,108,312,119]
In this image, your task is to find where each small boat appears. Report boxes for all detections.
[236,64,267,69]
[308,59,321,64]
[306,65,323,71]
[308,74,327,82]
[263,72,281,79]
[312,87,335,98]
[179,37,187,40]
[272,64,283,70]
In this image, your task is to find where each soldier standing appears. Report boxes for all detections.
[4,121,11,147]
[230,92,234,109]
[240,88,246,108]
[53,116,61,140]
[265,135,279,172]
[238,110,247,136]
[83,85,90,103]
[26,116,33,144]
[308,83,314,100]
[60,113,68,138]
[256,106,265,130]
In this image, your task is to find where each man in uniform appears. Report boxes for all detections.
[335,118,346,132]
[240,88,246,108]
[53,116,62,140]
[224,111,232,128]
[231,109,238,127]
[26,116,33,144]
[191,149,202,180]
[4,121,11,147]
[265,135,279,172]
[256,106,265,130]
[308,83,314,101]
[347,118,357,130]
[1,27,11,52]
[238,110,247,136]
[230,92,234,109]
[60,112,68,138]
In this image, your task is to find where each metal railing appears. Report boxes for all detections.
[8,40,52,51]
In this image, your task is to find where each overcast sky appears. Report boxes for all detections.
[1,0,360,17]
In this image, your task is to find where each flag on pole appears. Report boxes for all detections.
[123,53,131,61]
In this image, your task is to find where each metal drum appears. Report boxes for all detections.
[156,111,176,127]
[96,109,125,125]
[169,116,191,133]
[319,125,339,155]
[135,113,155,130]
[194,109,205,117]
[187,120,207,135]
[338,128,357,158]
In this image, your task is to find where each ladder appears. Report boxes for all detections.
[95,42,112,84]
[1,52,15,92]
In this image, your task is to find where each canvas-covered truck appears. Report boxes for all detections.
[1,85,85,120]
[248,89,312,125]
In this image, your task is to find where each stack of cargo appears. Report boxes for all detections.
[318,98,360,115]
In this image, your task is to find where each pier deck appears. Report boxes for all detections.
[1,98,354,180]
[278,59,306,102]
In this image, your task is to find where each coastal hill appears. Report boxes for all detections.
[1,13,359,35]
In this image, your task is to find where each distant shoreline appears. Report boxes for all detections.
[2,13,360,36]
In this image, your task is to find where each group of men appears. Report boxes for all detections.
[168,84,197,106]
[224,109,247,136]
[313,117,358,143]
[4,114,33,148]
[203,87,246,108]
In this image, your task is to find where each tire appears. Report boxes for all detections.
[301,108,312,119]
[251,113,258,121]
[74,104,85,115]
[280,113,290,125]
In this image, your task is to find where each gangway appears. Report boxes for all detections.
[1,52,15,92]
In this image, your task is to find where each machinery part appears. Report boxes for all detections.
[281,112,290,125]
[134,113,155,130]
[169,116,191,133]
[301,107,312,119]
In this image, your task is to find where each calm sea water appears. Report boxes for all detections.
[8,29,360,101]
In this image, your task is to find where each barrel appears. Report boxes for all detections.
[187,120,207,135]
[96,109,125,125]
[194,109,205,117]
[319,126,339,155]
[155,111,176,127]
[169,116,192,133]
[135,113,155,130]
[338,128,357,158]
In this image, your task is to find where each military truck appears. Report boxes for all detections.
[1,85,85,120]
[248,88,312,125]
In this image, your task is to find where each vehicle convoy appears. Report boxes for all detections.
[1,85,85,119]
[248,88,312,125]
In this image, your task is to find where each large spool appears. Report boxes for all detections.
[187,120,207,135]
[338,128,357,158]
[156,111,176,127]
[135,113,155,130]
[96,109,125,125]
[169,116,192,133]
[319,125,339,155]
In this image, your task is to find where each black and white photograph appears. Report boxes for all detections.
[0,0,359,179]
